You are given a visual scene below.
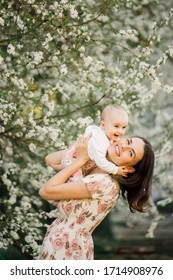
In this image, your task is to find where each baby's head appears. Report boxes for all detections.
[100,104,128,142]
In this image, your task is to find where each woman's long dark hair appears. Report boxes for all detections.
[118,137,155,213]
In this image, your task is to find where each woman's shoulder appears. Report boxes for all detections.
[82,173,120,202]
[83,173,120,192]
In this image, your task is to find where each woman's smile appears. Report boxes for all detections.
[114,143,120,157]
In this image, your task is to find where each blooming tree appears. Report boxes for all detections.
[0,0,173,258]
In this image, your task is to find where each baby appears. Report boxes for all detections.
[85,104,129,176]
[46,104,129,177]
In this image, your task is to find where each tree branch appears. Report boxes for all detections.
[37,94,106,123]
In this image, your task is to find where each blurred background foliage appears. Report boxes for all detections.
[0,0,173,259]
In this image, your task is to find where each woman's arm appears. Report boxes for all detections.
[39,136,91,200]
[45,150,65,170]
[39,159,91,200]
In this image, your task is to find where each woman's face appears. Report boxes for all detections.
[107,137,145,167]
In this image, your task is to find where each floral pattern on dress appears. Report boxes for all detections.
[38,144,119,260]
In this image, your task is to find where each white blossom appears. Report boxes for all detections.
[2,174,12,188]
[0,17,5,26]
[14,15,26,31]
[46,209,60,218]
[14,118,24,126]
[157,197,172,207]
[70,5,79,19]
[169,46,173,56]
[60,64,68,75]
[25,235,34,243]
[8,195,17,205]
[43,33,53,47]
[10,231,20,240]
[47,101,55,112]
[49,129,60,142]
[83,56,93,67]
[28,112,37,127]
[32,51,44,65]
[21,201,31,210]
[26,0,35,4]
[77,117,93,128]
[163,85,173,94]
[7,44,16,55]
[0,55,4,64]
[0,126,5,133]
[5,147,13,156]
[29,143,36,153]
[60,0,68,4]
[11,76,27,90]
[78,46,85,53]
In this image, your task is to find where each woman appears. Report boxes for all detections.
[38,135,154,260]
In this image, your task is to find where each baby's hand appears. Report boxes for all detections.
[117,166,135,177]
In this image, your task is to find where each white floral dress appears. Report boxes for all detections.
[38,145,120,260]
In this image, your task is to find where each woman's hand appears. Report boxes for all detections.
[75,134,91,163]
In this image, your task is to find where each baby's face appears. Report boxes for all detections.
[101,109,128,142]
